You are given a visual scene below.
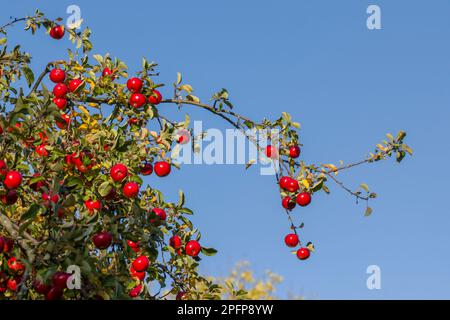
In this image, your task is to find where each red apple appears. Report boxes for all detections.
[0,159,7,176]
[129,93,146,108]
[148,90,162,105]
[35,144,49,157]
[68,79,83,92]
[34,281,51,295]
[284,234,299,248]
[185,240,201,257]
[265,145,278,159]
[127,240,140,253]
[53,97,67,110]
[132,256,149,272]
[123,182,139,198]
[129,284,143,298]
[129,267,145,281]
[52,271,70,289]
[49,25,65,40]
[45,287,63,300]
[281,196,296,211]
[53,83,68,98]
[151,208,167,221]
[126,77,143,93]
[110,164,128,182]
[49,68,66,83]
[296,192,311,207]
[92,231,112,249]
[1,190,18,205]
[289,145,301,158]
[140,163,153,176]
[154,161,171,177]
[169,235,182,250]
[296,247,310,260]
[4,171,22,189]
[102,68,112,77]
[7,257,25,273]
[84,199,101,213]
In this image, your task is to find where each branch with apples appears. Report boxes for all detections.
[0,10,412,300]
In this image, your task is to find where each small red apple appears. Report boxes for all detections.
[84,199,101,213]
[126,77,143,93]
[129,267,145,281]
[296,247,310,260]
[123,182,139,198]
[49,68,66,83]
[49,25,65,40]
[0,159,7,176]
[56,114,71,129]
[285,178,299,193]
[1,190,18,205]
[154,161,171,177]
[4,171,22,189]
[185,240,201,257]
[7,277,20,291]
[281,196,296,211]
[132,256,149,272]
[92,231,112,249]
[127,240,140,253]
[34,281,51,295]
[110,164,128,182]
[45,287,63,300]
[52,271,70,289]
[265,145,278,159]
[102,68,113,77]
[35,144,49,157]
[7,257,25,273]
[53,97,67,110]
[140,163,153,176]
[284,234,299,248]
[68,79,83,92]
[53,83,68,98]
[296,192,311,207]
[129,284,143,298]
[148,90,162,105]
[176,291,188,300]
[289,145,301,158]
[169,235,182,250]
[151,208,167,221]
[129,93,146,108]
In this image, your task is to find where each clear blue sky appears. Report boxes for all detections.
[5,0,450,299]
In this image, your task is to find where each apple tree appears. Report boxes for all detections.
[0,11,411,300]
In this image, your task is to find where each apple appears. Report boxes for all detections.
[281,196,296,211]
[284,234,299,248]
[289,145,301,158]
[127,240,140,253]
[49,25,65,40]
[4,171,22,189]
[92,231,112,249]
[148,90,162,105]
[296,247,310,260]
[185,240,201,257]
[53,83,68,98]
[132,256,149,272]
[53,97,67,110]
[169,235,182,250]
[49,68,65,83]
[126,77,143,93]
[1,190,18,205]
[84,199,101,213]
[265,145,278,159]
[110,164,128,182]
[129,284,143,298]
[140,163,153,176]
[296,192,311,207]
[7,257,25,273]
[52,271,70,289]
[123,182,139,198]
[129,93,146,108]
[45,287,63,300]
[35,144,49,157]
[68,79,83,92]
[129,267,145,281]
[154,161,171,177]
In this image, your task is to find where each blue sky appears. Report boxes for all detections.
[4,0,450,299]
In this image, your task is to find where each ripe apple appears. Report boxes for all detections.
[127,240,140,253]
[102,68,112,77]
[34,281,51,295]
[1,190,18,205]
[265,145,278,159]
[286,178,299,193]
[176,291,188,300]
[132,256,149,272]
[49,68,65,83]
[154,161,171,177]
[2,238,13,253]
[45,287,63,300]
[296,247,310,260]
[169,235,182,250]
[84,199,101,213]
[52,271,70,289]
[110,163,128,182]
[140,163,153,176]
[148,90,162,105]
[35,144,49,157]
[92,231,112,249]
[129,267,145,281]
[49,25,65,39]
[284,234,299,248]
[0,159,7,176]
[185,240,201,257]
[4,171,22,189]
[53,83,68,98]
[123,182,139,198]
[129,284,143,298]
[126,77,143,93]
[68,79,83,92]
[289,145,301,158]
[7,278,20,291]
[296,192,311,207]
[129,93,146,108]
[151,208,167,223]
[53,97,67,110]
[281,196,296,211]
[7,257,25,273]
[56,114,70,129]
[279,176,290,189]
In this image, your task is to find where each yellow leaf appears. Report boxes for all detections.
[78,105,90,116]
[301,179,310,189]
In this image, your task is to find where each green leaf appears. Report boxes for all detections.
[178,190,185,208]
[201,247,217,256]
[98,181,113,197]
[0,38,7,45]
[20,204,41,221]
[22,66,35,88]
